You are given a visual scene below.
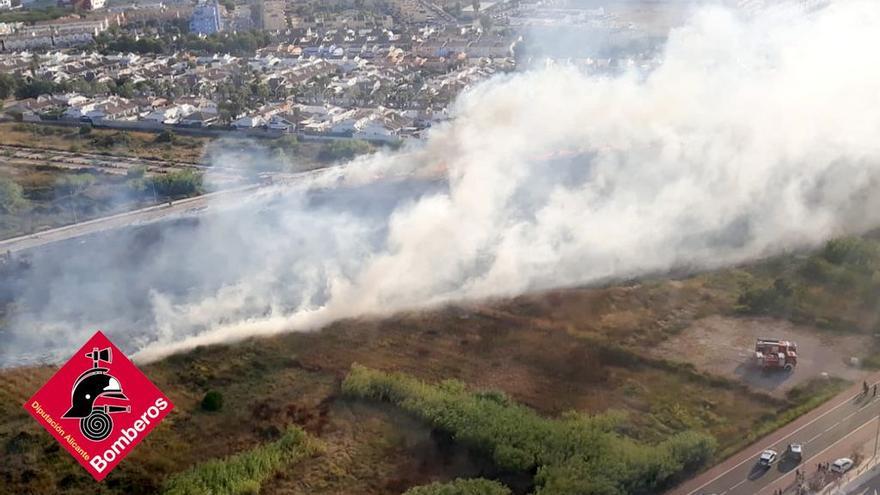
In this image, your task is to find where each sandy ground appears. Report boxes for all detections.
[652,315,873,392]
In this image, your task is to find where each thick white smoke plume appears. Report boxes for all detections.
[4,0,880,365]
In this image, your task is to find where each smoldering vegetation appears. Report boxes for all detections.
[4,1,880,366]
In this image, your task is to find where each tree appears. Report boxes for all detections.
[317,140,374,162]
[0,73,17,100]
[479,14,494,31]
[55,174,96,198]
[0,177,27,214]
[218,0,234,14]
[148,170,203,198]
[15,79,60,99]
[114,80,135,98]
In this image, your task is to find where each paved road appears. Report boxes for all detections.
[0,187,257,254]
[845,462,880,495]
[673,377,880,495]
[0,163,347,254]
[849,475,880,495]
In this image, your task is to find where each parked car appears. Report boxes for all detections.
[787,443,803,462]
[758,449,778,467]
[830,458,854,474]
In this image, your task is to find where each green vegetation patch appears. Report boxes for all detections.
[317,139,374,162]
[735,235,880,332]
[163,426,320,495]
[0,6,70,24]
[403,478,513,495]
[342,365,716,495]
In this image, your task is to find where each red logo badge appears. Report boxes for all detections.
[23,330,174,481]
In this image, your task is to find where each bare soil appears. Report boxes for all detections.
[652,315,873,393]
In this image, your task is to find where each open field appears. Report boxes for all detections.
[4,231,880,493]
[0,122,210,163]
[0,122,377,240]
[0,270,859,494]
[0,122,362,172]
[653,315,872,393]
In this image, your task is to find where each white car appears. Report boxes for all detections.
[758,449,778,467]
[830,458,854,474]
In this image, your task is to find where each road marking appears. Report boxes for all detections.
[845,401,878,422]
[685,381,880,495]
[730,479,746,490]
[756,414,880,495]
[826,423,840,433]
[807,432,822,443]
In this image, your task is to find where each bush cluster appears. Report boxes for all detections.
[163,426,319,495]
[403,478,512,495]
[317,140,374,162]
[342,365,716,495]
[736,236,880,331]
[200,390,223,412]
[148,170,203,198]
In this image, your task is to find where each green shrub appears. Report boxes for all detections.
[155,130,177,144]
[54,174,97,196]
[92,131,132,148]
[201,390,223,412]
[149,170,203,198]
[342,365,716,495]
[270,135,299,153]
[163,426,319,495]
[736,278,796,315]
[317,139,373,162]
[403,478,512,495]
[823,238,877,267]
[799,256,835,283]
[126,166,147,180]
[0,177,27,214]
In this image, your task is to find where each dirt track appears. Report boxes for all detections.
[652,315,873,392]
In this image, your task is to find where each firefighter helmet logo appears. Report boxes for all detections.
[62,346,131,442]
[25,331,173,481]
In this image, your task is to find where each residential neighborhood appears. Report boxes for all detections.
[0,0,655,144]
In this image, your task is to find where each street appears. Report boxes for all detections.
[0,162,348,254]
[675,380,880,495]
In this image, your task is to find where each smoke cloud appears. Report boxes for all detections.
[3,0,880,366]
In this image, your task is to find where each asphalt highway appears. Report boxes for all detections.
[0,186,260,254]
[681,380,880,495]
[0,163,346,254]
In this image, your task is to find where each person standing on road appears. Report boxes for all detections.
[873,384,877,396]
